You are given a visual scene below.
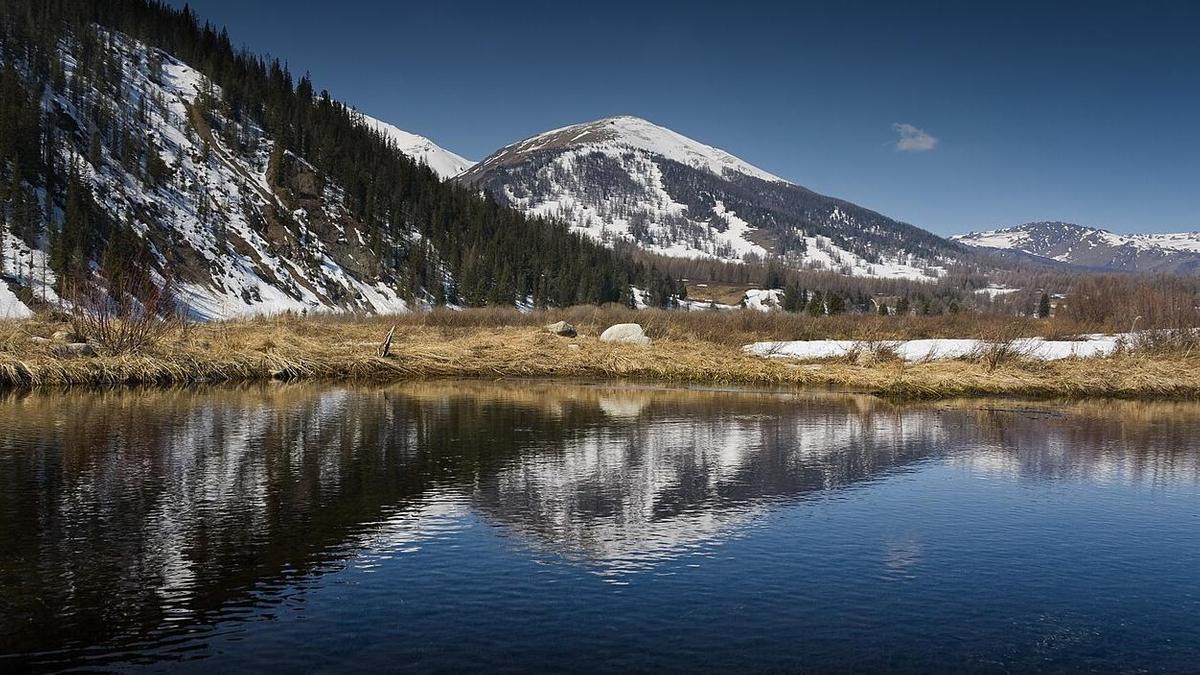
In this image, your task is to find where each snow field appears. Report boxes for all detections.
[744,334,1125,362]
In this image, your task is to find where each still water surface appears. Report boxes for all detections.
[1,382,1198,672]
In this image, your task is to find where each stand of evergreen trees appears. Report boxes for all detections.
[0,0,636,307]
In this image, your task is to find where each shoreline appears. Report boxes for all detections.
[3,320,1200,400]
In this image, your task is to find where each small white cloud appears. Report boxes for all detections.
[893,123,938,152]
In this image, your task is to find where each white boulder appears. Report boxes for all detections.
[600,323,651,345]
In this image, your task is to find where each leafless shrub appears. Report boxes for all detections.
[66,274,183,354]
[1060,275,1200,330]
[970,320,1037,372]
[1117,328,1200,358]
[844,339,902,366]
[841,321,902,365]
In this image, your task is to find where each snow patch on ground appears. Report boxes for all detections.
[743,289,783,312]
[2,231,59,316]
[974,285,1021,298]
[745,334,1124,362]
[0,282,31,319]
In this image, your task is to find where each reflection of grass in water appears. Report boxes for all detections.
[2,314,1200,399]
[7,378,1200,443]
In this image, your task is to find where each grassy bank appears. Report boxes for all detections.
[3,310,1200,399]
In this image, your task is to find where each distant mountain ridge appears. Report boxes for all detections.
[458,116,965,281]
[954,222,1200,274]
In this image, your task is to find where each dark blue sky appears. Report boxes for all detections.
[168,0,1199,235]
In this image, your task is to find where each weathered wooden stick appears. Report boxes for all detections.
[377,325,397,358]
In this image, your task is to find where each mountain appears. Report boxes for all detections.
[0,0,632,320]
[954,222,1200,274]
[458,116,964,281]
[356,113,474,179]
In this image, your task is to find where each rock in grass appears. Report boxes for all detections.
[600,323,651,345]
[29,336,51,345]
[545,321,577,338]
[51,329,85,343]
[51,342,97,358]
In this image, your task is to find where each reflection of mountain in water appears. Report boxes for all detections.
[473,392,946,571]
[1,384,1198,665]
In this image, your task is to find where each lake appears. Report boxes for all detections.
[1,382,1198,672]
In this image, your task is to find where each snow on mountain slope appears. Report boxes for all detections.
[1130,232,1200,253]
[0,27,448,319]
[357,113,474,179]
[472,115,785,184]
[954,222,1200,273]
[459,116,958,281]
[0,281,33,319]
[1,231,56,318]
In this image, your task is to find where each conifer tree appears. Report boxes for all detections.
[806,290,824,317]
[826,293,846,315]
[783,281,803,312]
[1037,292,1051,318]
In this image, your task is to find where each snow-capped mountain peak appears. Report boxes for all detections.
[356,113,474,179]
[459,116,958,280]
[471,115,787,184]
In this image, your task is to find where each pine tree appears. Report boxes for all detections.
[826,293,846,315]
[783,281,803,313]
[0,215,8,279]
[89,128,103,169]
[877,301,889,316]
[806,290,825,317]
[895,297,910,316]
[675,278,688,302]
[1037,292,1051,318]
[647,267,677,309]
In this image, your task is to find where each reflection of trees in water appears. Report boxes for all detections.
[0,384,1197,664]
[949,402,1200,487]
[0,386,432,662]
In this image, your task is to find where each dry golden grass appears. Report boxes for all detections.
[302,305,1120,345]
[3,312,1200,400]
[684,283,757,306]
